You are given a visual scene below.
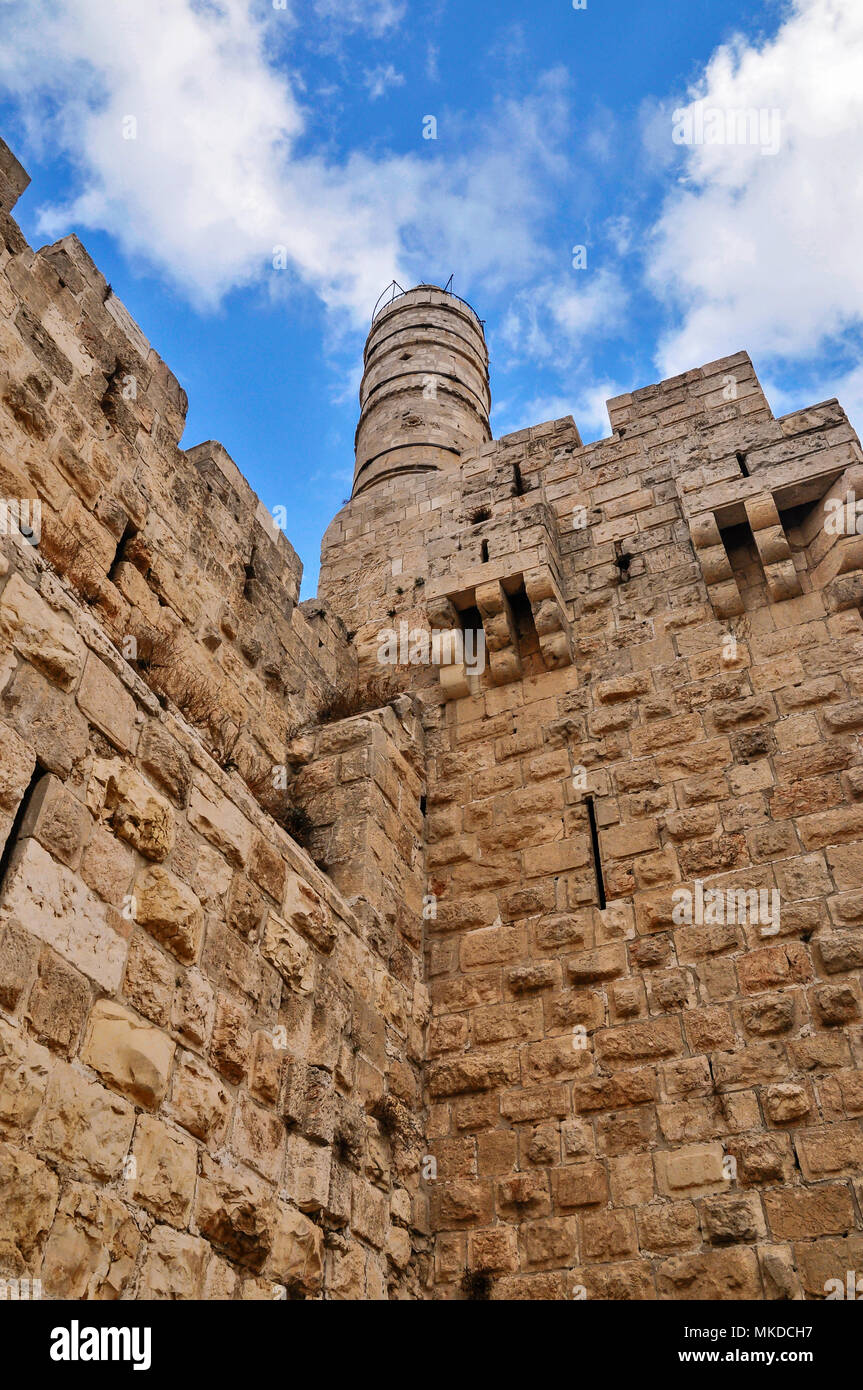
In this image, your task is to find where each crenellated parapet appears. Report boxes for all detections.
[0,141,355,770]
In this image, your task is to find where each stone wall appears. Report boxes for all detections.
[3,125,863,1301]
[319,341,863,1300]
[0,137,429,1302]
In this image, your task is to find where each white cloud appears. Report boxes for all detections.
[647,0,863,384]
[312,0,405,36]
[408,70,572,297]
[572,380,626,438]
[0,0,572,328]
[363,64,405,100]
[638,94,679,172]
[498,297,554,362]
[493,395,575,435]
[821,364,863,429]
[603,215,633,256]
[499,268,628,365]
[550,269,628,338]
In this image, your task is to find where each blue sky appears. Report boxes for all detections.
[1,0,861,594]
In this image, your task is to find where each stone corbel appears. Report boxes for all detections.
[744,494,803,602]
[810,465,863,600]
[474,579,522,685]
[689,513,744,617]
[524,568,573,670]
[426,594,471,701]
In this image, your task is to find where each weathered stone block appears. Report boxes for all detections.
[130,1114,197,1228]
[0,921,38,1012]
[283,870,336,953]
[0,838,126,991]
[764,1183,855,1239]
[195,1155,274,1271]
[230,1092,285,1183]
[82,1000,174,1109]
[210,994,250,1085]
[41,1183,140,1299]
[138,1225,210,1298]
[105,765,174,861]
[76,651,136,750]
[134,863,203,964]
[0,1141,59,1272]
[35,1062,135,1180]
[656,1247,761,1299]
[266,1202,323,1293]
[26,947,90,1055]
[138,720,191,805]
[0,1018,52,1131]
[261,910,314,995]
[167,1049,230,1144]
[0,572,83,690]
[188,783,251,867]
[123,931,176,1027]
[285,1133,332,1214]
[20,772,90,868]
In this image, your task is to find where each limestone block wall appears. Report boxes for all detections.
[319,347,863,1300]
[0,137,430,1302]
[0,527,431,1299]
[0,137,353,781]
[3,120,863,1302]
[288,704,427,949]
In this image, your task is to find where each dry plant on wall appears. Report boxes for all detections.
[128,622,232,755]
[460,1272,494,1301]
[243,759,316,852]
[40,517,104,605]
[313,673,403,726]
[123,627,403,864]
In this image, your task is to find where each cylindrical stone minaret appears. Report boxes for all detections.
[352,284,491,496]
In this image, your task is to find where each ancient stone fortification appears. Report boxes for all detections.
[1,135,863,1301]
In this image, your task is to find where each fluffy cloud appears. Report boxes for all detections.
[0,0,569,325]
[363,64,405,100]
[572,379,628,438]
[550,270,629,339]
[499,269,628,364]
[648,0,863,378]
[313,0,405,35]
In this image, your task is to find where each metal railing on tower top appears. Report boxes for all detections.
[370,279,485,328]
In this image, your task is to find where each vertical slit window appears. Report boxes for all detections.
[585,796,606,910]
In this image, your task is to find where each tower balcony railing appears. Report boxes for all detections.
[370,278,485,331]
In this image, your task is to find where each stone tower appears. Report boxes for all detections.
[353,284,491,496]
[2,135,863,1304]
